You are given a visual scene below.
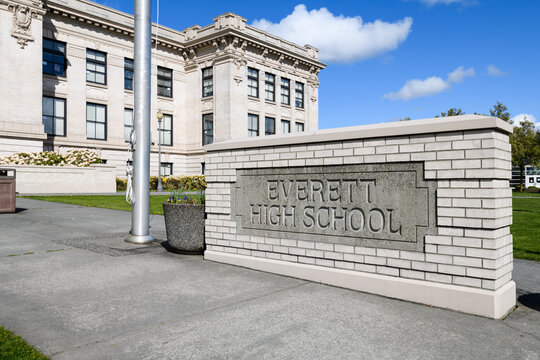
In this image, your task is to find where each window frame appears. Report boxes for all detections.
[281,77,290,105]
[159,113,173,146]
[265,116,276,136]
[124,58,134,91]
[295,81,304,109]
[248,113,259,137]
[247,67,259,98]
[202,113,214,146]
[124,108,133,143]
[160,162,173,177]
[86,102,107,141]
[86,49,107,85]
[265,73,275,102]
[42,96,66,137]
[157,66,173,98]
[281,119,291,134]
[202,67,213,97]
[43,38,67,77]
[295,122,305,132]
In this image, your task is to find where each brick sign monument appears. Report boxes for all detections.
[204,115,515,318]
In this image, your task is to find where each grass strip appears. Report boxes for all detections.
[0,326,49,360]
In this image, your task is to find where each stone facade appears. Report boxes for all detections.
[0,0,325,176]
[204,115,516,318]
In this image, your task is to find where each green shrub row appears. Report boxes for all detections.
[116,175,206,191]
[514,184,540,193]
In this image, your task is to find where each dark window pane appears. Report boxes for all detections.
[43,38,66,77]
[202,113,214,145]
[265,117,275,135]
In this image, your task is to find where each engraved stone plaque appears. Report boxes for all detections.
[231,162,437,251]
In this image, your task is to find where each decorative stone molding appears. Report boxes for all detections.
[4,0,46,49]
[213,12,246,31]
[184,25,200,41]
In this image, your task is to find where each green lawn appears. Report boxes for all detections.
[513,192,540,197]
[511,198,540,262]
[0,326,49,360]
[24,195,170,215]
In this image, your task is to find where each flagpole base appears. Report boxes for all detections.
[125,233,155,244]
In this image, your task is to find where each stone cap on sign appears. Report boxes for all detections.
[204,115,513,152]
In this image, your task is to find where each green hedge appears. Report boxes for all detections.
[116,175,206,191]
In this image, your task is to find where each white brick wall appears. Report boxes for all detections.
[205,127,513,291]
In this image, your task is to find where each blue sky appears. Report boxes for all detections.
[97,0,539,129]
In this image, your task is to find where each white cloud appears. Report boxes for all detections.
[487,65,508,76]
[251,5,413,63]
[384,65,475,101]
[512,113,538,129]
[383,76,450,101]
[447,66,475,83]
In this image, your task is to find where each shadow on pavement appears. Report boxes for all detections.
[518,293,540,312]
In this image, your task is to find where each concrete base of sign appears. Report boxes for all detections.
[205,250,516,319]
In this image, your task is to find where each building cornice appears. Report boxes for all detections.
[43,0,326,72]
[44,0,184,52]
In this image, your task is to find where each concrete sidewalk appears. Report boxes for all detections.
[1,199,539,359]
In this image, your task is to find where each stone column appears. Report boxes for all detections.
[0,0,47,154]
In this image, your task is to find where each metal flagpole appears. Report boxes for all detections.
[126,0,154,244]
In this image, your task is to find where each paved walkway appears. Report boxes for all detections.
[1,199,539,359]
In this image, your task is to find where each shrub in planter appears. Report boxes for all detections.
[163,190,205,254]
[526,186,539,193]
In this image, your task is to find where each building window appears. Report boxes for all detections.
[202,67,213,97]
[202,113,214,145]
[248,114,259,137]
[124,58,134,90]
[86,49,106,84]
[530,178,534,184]
[265,73,275,102]
[281,120,290,134]
[157,66,172,98]
[281,78,290,105]
[265,117,275,136]
[295,82,304,108]
[86,103,107,140]
[43,38,66,77]
[158,114,173,146]
[161,162,172,177]
[295,122,304,132]
[247,67,259,98]
[42,96,65,136]
[124,108,133,142]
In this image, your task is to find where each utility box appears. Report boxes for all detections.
[0,168,16,213]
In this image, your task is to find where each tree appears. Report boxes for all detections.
[510,116,540,190]
[435,108,465,117]
[399,117,411,121]
[489,101,512,123]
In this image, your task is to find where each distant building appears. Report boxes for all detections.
[511,165,540,188]
[0,0,325,176]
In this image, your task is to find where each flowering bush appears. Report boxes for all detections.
[116,175,206,191]
[0,150,101,167]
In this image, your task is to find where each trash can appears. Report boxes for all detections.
[0,168,16,213]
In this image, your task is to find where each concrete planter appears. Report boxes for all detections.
[163,203,205,254]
